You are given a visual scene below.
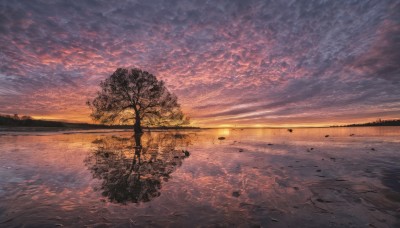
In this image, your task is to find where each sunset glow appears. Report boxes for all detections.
[1,1,399,127]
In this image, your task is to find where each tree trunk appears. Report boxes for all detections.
[134,115,142,134]
[134,133,142,149]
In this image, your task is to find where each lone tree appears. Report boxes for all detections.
[87,68,189,134]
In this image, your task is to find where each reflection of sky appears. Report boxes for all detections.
[0,0,399,127]
[0,129,399,226]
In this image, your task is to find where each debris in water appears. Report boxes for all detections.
[218,137,226,140]
[325,135,329,138]
[288,129,293,133]
[239,149,244,152]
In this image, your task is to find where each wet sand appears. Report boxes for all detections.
[0,127,399,227]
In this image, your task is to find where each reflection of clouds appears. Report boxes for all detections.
[0,0,399,125]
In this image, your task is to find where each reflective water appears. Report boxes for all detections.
[0,127,399,227]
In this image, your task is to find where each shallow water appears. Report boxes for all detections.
[0,127,399,227]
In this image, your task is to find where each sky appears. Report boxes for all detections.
[0,0,399,127]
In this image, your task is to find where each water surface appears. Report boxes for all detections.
[0,127,399,227]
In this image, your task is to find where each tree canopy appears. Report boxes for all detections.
[87,68,189,133]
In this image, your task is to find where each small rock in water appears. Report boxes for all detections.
[316,198,332,203]
[232,191,241,197]
[325,135,330,138]
[218,137,226,140]
[287,129,293,133]
[239,149,244,152]
[370,148,375,151]
[182,150,190,156]
[316,169,322,172]
[310,148,314,150]
[335,179,347,182]
[174,134,184,139]
[293,187,299,190]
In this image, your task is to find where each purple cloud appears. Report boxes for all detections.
[0,0,399,125]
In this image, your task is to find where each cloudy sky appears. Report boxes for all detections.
[0,0,399,127]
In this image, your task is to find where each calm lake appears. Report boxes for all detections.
[0,127,399,227]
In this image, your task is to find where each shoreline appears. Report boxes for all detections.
[1,125,399,133]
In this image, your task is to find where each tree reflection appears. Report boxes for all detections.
[85,132,193,204]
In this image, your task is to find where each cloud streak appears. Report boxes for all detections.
[0,0,399,126]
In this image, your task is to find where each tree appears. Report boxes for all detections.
[87,68,189,134]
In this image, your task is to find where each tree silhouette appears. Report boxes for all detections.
[87,68,189,134]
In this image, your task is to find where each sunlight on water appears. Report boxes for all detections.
[0,127,399,227]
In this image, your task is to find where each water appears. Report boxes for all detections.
[0,127,399,227]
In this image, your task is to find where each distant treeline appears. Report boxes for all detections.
[0,114,199,129]
[1,114,64,127]
[334,119,400,127]
[0,114,115,128]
